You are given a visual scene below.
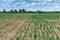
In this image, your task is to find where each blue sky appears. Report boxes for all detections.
[0,0,60,11]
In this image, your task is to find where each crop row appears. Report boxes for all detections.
[11,18,60,40]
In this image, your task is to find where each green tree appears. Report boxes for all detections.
[19,9,22,13]
[23,9,26,12]
[14,9,18,13]
[10,9,14,13]
[19,9,26,13]
[3,9,6,13]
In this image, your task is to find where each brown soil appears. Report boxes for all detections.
[0,18,27,40]
[0,22,3,26]
[46,19,60,23]
[54,29,60,38]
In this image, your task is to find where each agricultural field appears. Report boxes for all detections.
[0,13,60,40]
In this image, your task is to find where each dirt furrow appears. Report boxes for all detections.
[0,18,27,40]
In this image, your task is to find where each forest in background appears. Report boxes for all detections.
[0,9,60,13]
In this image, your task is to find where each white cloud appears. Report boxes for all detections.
[39,0,41,1]
[44,0,53,2]
[4,0,15,2]
[16,2,26,5]
[34,0,41,1]
[54,5,60,8]
[24,3,41,8]
[42,0,53,4]
[31,3,40,5]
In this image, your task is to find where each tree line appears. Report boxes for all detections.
[0,9,60,13]
[1,9,26,13]
[0,9,43,13]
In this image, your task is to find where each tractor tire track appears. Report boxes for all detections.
[0,18,27,40]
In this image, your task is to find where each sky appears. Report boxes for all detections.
[0,0,60,11]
